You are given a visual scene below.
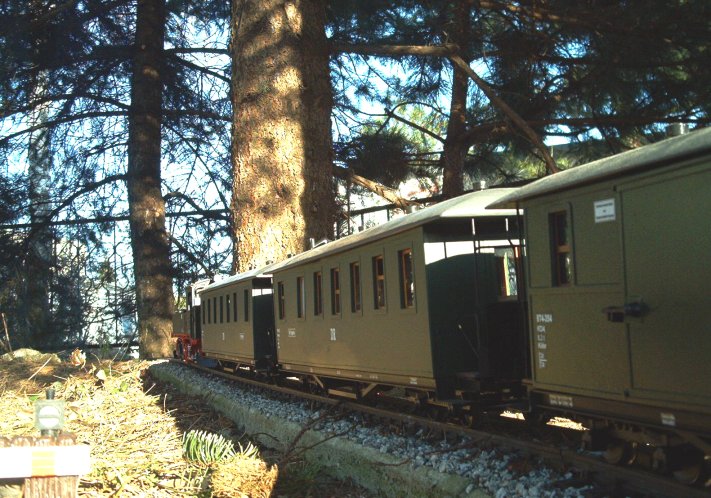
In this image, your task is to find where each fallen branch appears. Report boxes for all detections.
[1,313,11,354]
[278,404,350,467]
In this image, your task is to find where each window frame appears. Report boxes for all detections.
[296,276,305,318]
[372,255,386,310]
[350,261,362,314]
[277,282,286,319]
[549,210,574,286]
[313,271,323,316]
[398,248,415,309]
[330,267,341,316]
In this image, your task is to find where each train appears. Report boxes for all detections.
[173,126,711,484]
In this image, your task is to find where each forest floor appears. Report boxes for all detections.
[0,349,373,497]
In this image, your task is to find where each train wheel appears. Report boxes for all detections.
[604,441,635,465]
[671,447,706,485]
[673,462,704,485]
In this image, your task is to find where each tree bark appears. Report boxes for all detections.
[25,69,53,348]
[231,0,335,272]
[441,1,472,199]
[127,0,173,359]
[24,2,54,348]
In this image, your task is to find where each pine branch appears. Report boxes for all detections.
[165,47,229,56]
[0,111,127,146]
[167,53,230,84]
[331,42,458,58]
[332,166,416,209]
[381,104,445,144]
[168,234,215,277]
[448,54,559,174]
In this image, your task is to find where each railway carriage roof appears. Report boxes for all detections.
[198,189,516,292]
[266,187,518,273]
[200,262,281,293]
[490,127,711,208]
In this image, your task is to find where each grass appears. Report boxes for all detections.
[0,351,276,496]
[0,350,373,497]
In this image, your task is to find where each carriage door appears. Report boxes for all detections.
[620,164,711,402]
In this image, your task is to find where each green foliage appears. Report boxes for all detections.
[182,430,236,465]
[337,130,414,188]
[235,441,260,460]
[330,0,711,191]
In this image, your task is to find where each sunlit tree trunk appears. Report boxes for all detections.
[127,0,174,359]
[231,0,335,272]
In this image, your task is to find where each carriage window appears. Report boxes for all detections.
[226,294,231,322]
[212,297,217,324]
[398,248,415,309]
[205,298,209,324]
[550,211,573,286]
[296,277,305,318]
[496,248,520,297]
[233,292,238,321]
[350,262,361,313]
[313,271,323,316]
[372,255,386,310]
[277,282,285,319]
[244,289,249,322]
[219,295,224,323]
[330,267,340,315]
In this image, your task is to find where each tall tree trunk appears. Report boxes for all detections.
[231,0,335,273]
[25,69,53,348]
[441,0,472,199]
[127,0,173,359]
[24,1,54,349]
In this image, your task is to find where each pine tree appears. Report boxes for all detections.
[230,0,334,271]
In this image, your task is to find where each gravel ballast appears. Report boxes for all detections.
[150,361,593,498]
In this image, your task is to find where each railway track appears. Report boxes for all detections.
[167,359,710,497]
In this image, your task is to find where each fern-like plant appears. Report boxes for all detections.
[182,430,236,465]
[236,441,260,459]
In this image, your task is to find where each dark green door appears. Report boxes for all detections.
[621,165,711,402]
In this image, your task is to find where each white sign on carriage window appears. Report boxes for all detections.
[594,198,616,223]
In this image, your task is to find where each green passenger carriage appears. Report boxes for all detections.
[269,188,526,403]
[491,127,711,478]
[199,266,278,371]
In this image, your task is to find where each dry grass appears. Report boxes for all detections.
[211,456,279,498]
[0,351,278,497]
